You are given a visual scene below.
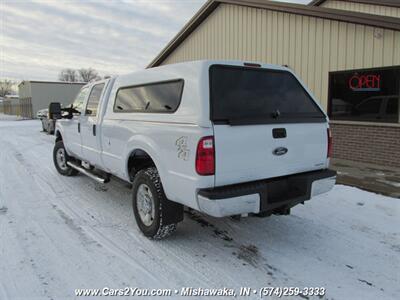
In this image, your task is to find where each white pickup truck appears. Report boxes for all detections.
[52,60,336,239]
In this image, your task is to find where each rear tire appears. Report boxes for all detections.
[132,167,179,239]
[53,141,78,176]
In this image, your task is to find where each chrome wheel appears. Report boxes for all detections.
[136,184,155,226]
[56,148,68,171]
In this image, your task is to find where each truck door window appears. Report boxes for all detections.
[114,80,183,113]
[86,83,105,116]
[72,87,89,113]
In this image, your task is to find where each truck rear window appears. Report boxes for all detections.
[209,65,325,125]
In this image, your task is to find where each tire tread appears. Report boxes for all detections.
[133,167,177,240]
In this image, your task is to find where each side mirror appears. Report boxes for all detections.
[62,104,80,119]
[49,102,61,119]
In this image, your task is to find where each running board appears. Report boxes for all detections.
[67,162,109,184]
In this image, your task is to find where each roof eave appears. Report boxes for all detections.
[148,0,400,68]
[147,0,219,68]
[309,0,400,8]
[308,0,325,6]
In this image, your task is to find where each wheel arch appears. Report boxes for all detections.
[55,129,62,142]
[123,135,173,200]
[130,152,184,232]
[127,149,157,181]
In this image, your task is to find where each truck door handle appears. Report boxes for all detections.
[78,123,80,133]
[93,124,96,136]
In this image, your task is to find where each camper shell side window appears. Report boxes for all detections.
[113,79,184,113]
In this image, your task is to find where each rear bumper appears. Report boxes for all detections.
[197,169,336,217]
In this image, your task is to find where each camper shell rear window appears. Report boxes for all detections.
[209,65,326,125]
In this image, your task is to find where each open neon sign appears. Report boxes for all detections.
[348,74,381,91]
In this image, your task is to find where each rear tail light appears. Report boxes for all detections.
[327,128,333,158]
[196,136,215,175]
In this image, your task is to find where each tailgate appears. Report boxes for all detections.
[209,64,328,186]
[213,123,328,186]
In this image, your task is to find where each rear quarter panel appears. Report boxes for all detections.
[101,120,214,209]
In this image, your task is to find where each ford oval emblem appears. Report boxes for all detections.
[273,147,288,156]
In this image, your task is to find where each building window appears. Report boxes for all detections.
[328,66,400,123]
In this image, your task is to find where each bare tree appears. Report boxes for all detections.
[58,69,78,82]
[78,68,100,83]
[0,79,15,97]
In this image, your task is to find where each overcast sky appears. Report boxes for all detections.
[1,0,310,82]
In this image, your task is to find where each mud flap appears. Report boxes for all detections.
[162,198,184,225]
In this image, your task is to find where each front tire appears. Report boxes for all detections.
[132,167,179,239]
[53,141,78,176]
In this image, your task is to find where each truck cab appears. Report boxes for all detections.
[58,79,111,167]
[52,60,336,239]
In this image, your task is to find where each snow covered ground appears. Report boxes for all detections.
[0,117,399,300]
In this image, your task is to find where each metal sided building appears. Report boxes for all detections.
[18,81,85,119]
[148,0,400,168]
[2,95,20,116]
